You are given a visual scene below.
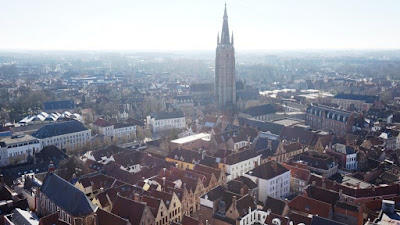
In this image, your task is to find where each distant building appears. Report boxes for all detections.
[215,4,236,111]
[43,99,75,112]
[92,118,137,141]
[306,104,356,136]
[92,119,114,137]
[147,111,185,133]
[332,93,378,111]
[190,83,214,99]
[239,104,276,121]
[292,151,338,178]
[0,134,41,167]
[32,120,91,150]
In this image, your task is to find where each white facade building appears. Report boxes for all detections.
[244,161,290,203]
[346,153,358,171]
[0,134,41,167]
[147,111,185,133]
[222,150,261,180]
[32,120,91,150]
[92,119,114,137]
[113,123,136,140]
[92,118,137,141]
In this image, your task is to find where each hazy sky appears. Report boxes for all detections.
[1,0,399,51]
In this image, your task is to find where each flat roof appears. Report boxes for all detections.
[171,133,211,144]
[0,134,37,145]
[272,118,303,127]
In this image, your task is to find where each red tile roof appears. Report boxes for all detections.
[289,195,332,218]
[93,118,113,127]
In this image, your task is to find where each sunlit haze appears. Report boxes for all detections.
[1,0,400,51]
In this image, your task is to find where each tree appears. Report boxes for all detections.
[136,127,146,141]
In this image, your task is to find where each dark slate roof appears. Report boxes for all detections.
[111,195,147,225]
[32,120,88,139]
[236,194,257,217]
[234,176,257,189]
[333,93,379,103]
[167,148,202,164]
[224,150,260,165]
[125,118,145,127]
[150,111,184,120]
[239,118,284,135]
[3,162,63,186]
[44,100,74,111]
[242,104,276,117]
[35,145,68,164]
[263,196,286,215]
[40,173,96,216]
[247,161,289,180]
[253,137,280,153]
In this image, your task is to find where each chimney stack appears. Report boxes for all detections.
[240,187,245,196]
[134,193,141,202]
[232,196,237,209]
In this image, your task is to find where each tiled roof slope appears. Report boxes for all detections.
[32,120,88,139]
[40,173,96,217]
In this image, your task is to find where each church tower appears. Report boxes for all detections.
[215,3,236,112]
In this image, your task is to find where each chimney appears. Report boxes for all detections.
[94,213,99,225]
[356,182,360,189]
[339,189,344,202]
[134,193,141,202]
[202,150,206,160]
[232,196,237,209]
[206,220,209,225]
[163,168,166,176]
[162,177,166,187]
[0,174,3,186]
[267,140,272,150]
[240,187,245,196]
[48,162,55,173]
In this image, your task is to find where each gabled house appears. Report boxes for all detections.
[38,172,97,225]
[111,195,155,225]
